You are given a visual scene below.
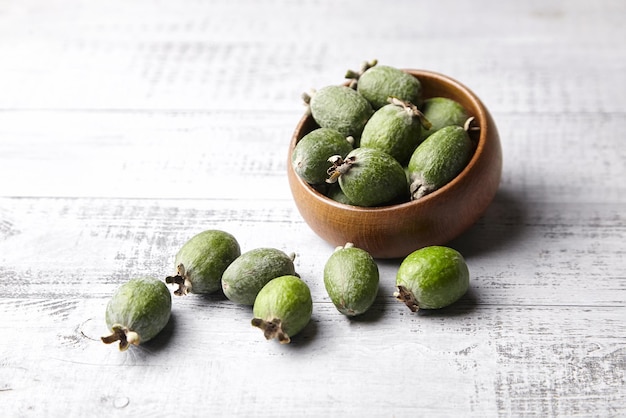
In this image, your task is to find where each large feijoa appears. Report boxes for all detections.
[394,246,469,311]
[407,123,475,200]
[419,97,469,140]
[101,276,172,351]
[346,60,422,109]
[251,275,312,344]
[222,248,297,306]
[326,147,408,207]
[360,98,431,165]
[292,128,353,185]
[166,230,241,296]
[303,85,373,138]
[323,243,379,317]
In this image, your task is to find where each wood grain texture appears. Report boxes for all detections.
[0,0,625,416]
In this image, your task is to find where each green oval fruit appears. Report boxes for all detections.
[222,248,297,306]
[305,85,373,138]
[251,275,312,344]
[352,63,422,110]
[292,128,353,184]
[395,246,469,311]
[407,124,474,200]
[166,230,241,296]
[327,183,354,205]
[323,243,379,316]
[327,147,408,207]
[360,100,424,165]
[101,276,172,351]
[419,97,469,140]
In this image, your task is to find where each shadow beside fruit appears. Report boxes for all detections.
[412,286,479,318]
[448,186,527,259]
[141,312,178,352]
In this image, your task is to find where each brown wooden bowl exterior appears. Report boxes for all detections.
[288,69,503,259]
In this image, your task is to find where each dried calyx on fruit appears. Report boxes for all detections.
[165,230,241,296]
[407,117,477,200]
[325,147,407,207]
[346,59,423,109]
[101,276,172,351]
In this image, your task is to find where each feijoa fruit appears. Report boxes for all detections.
[251,275,312,344]
[166,230,241,296]
[222,248,297,306]
[101,276,172,351]
[394,246,469,311]
[292,128,353,185]
[419,97,469,140]
[347,60,422,109]
[407,124,474,200]
[327,147,408,207]
[360,98,431,165]
[303,85,373,138]
[323,243,379,316]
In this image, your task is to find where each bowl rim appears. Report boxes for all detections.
[288,68,490,213]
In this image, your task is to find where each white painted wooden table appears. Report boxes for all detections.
[1,1,624,416]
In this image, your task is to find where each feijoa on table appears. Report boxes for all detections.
[166,229,241,296]
[101,276,172,351]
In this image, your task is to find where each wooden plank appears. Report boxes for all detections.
[1,297,624,416]
[0,1,625,113]
[1,197,624,307]
[1,111,625,202]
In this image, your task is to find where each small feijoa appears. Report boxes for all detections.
[419,97,469,140]
[222,248,297,306]
[101,276,172,351]
[303,85,373,138]
[360,98,431,165]
[251,275,312,344]
[407,123,474,200]
[394,246,469,311]
[347,60,422,109]
[323,243,379,316]
[292,128,353,185]
[326,147,408,207]
[166,230,241,296]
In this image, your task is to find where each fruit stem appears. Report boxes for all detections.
[165,263,191,296]
[464,116,479,132]
[388,97,432,130]
[325,155,356,184]
[345,59,378,88]
[408,173,436,201]
[394,285,420,312]
[301,89,316,106]
[101,325,140,351]
[251,318,291,344]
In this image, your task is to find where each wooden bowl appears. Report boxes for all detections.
[287,69,502,259]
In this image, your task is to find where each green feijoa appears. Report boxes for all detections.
[292,128,353,185]
[166,230,241,296]
[101,276,172,351]
[419,97,469,140]
[360,98,431,165]
[222,248,297,306]
[327,183,354,205]
[347,61,422,109]
[251,275,312,344]
[327,147,408,207]
[303,85,373,138]
[394,246,469,311]
[323,243,379,317]
[407,124,474,200]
